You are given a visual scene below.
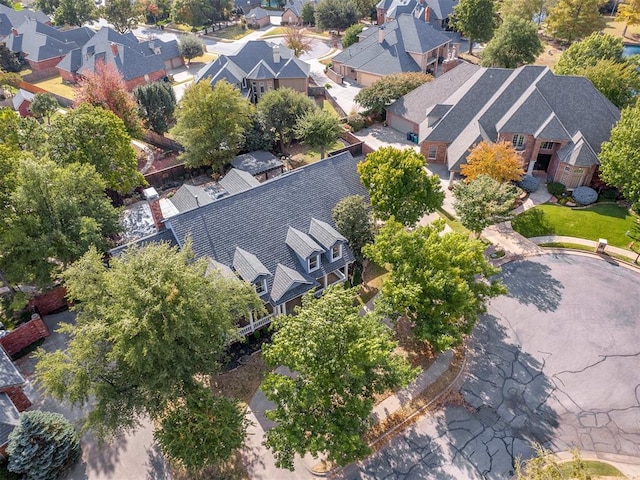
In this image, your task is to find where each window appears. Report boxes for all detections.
[308,255,319,272]
[254,279,267,295]
[540,141,554,150]
[259,82,265,93]
[512,134,525,150]
[565,165,571,172]
[331,244,342,261]
[427,145,438,160]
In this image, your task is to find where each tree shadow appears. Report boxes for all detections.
[500,260,564,312]
[145,443,171,480]
[511,208,554,237]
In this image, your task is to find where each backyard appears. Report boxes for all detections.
[511,203,639,249]
[31,76,76,100]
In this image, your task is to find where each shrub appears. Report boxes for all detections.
[346,115,365,132]
[516,175,540,193]
[547,182,565,197]
[600,188,618,200]
[351,266,362,287]
[572,186,598,205]
[7,411,80,480]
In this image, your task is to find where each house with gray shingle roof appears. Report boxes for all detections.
[389,64,621,189]
[0,346,28,458]
[331,14,452,87]
[57,26,183,91]
[231,150,283,181]
[0,3,49,38]
[282,0,315,25]
[246,6,271,27]
[12,88,35,117]
[111,151,366,337]
[376,0,457,29]
[195,40,310,101]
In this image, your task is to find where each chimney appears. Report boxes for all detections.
[425,6,431,22]
[110,42,119,57]
[143,187,165,231]
[378,25,385,44]
[273,44,280,63]
[11,27,18,36]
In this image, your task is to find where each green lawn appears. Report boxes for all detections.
[261,26,288,37]
[322,99,338,116]
[32,76,76,100]
[208,25,253,40]
[512,203,639,249]
[559,460,625,478]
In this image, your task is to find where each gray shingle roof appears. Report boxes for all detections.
[0,347,24,389]
[219,168,260,195]
[231,151,282,175]
[283,0,314,18]
[534,114,571,141]
[163,151,365,306]
[286,227,323,259]
[309,218,345,249]
[246,59,276,80]
[110,228,178,256]
[246,6,270,19]
[170,184,214,213]
[378,0,458,21]
[332,14,450,77]
[0,4,49,37]
[556,132,599,167]
[275,57,310,78]
[271,263,315,303]
[0,392,19,448]
[12,88,34,110]
[233,247,271,282]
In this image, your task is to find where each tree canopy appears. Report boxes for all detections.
[294,109,343,159]
[30,93,59,125]
[301,1,315,24]
[53,0,97,26]
[284,27,313,57]
[453,174,518,236]
[101,0,137,33]
[357,147,444,226]
[47,103,144,193]
[354,72,432,117]
[342,23,364,48]
[173,80,253,170]
[599,101,640,211]
[178,34,204,64]
[617,0,640,37]
[0,158,120,286]
[35,242,264,466]
[261,286,416,469]
[481,16,543,68]
[314,0,360,32]
[133,81,177,135]
[257,87,316,154]
[7,411,81,480]
[452,0,497,54]
[363,219,505,351]
[75,60,143,138]
[0,42,21,72]
[460,141,525,183]
[545,0,605,43]
[332,195,374,263]
[554,33,625,74]
[499,0,555,24]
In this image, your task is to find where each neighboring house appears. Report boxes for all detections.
[0,3,50,38]
[113,151,366,337]
[282,0,315,25]
[12,88,34,117]
[57,27,183,91]
[3,19,94,72]
[388,64,621,189]
[232,150,284,181]
[331,14,452,86]
[246,6,271,27]
[0,346,30,459]
[234,0,262,15]
[219,167,260,195]
[195,40,310,102]
[376,0,457,30]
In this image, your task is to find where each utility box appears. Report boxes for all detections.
[596,238,607,254]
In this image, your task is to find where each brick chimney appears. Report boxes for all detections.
[11,27,18,36]
[425,6,431,22]
[378,25,385,44]
[273,44,280,63]
[143,187,165,231]
[110,42,119,56]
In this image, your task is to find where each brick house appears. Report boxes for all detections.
[245,6,271,28]
[112,151,366,338]
[282,0,315,25]
[2,19,93,73]
[387,64,621,189]
[376,0,457,29]
[195,41,310,102]
[330,14,452,87]
[0,346,30,458]
[57,27,183,91]
[0,3,50,38]
[12,89,34,117]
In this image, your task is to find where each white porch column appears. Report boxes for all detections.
[323,275,328,288]
[248,310,255,332]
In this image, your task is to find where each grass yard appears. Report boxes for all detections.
[288,139,345,165]
[31,76,76,100]
[603,16,640,43]
[260,26,288,37]
[512,203,639,249]
[322,99,338,116]
[559,460,625,478]
[208,24,253,41]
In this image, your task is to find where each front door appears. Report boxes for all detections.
[534,154,552,171]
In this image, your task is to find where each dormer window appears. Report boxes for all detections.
[254,278,267,295]
[512,134,525,151]
[308,255,320,272]
[330,244,342,261]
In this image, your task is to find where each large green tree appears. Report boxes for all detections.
[54,0,97,26]
[580,58,640,108]
[34,0,59,14]
[257,87,316,154]
[332,195,374,263]
[47,103,143,194]
[452,0,497,54]
[133,81,176,135]
[599,101,640,210]
[35,243,264,466]
[294,109,343,159]
[7,411,81,480]
[453,174,518,236]
[261,286,416,469]
[481,16,543,68]
[499,0,555,25]
[354,72,432,117]
[178,34,204,64]
[545,0,605,43]
[357,147,444,226]
[341,23,364,48]
[30,93,59,125]
[554,33,625,74]
[617,0,640,37]
[364,219,506,351]
[0,42,21,72]
[101,0,137,33]
[0,158,120,286]
[314,0,360,32]
[173,80,253,170]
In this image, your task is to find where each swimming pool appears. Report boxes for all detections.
[623,44,640,57]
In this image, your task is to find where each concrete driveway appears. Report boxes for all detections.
[342,254,640,479]
[15,311,171,480]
